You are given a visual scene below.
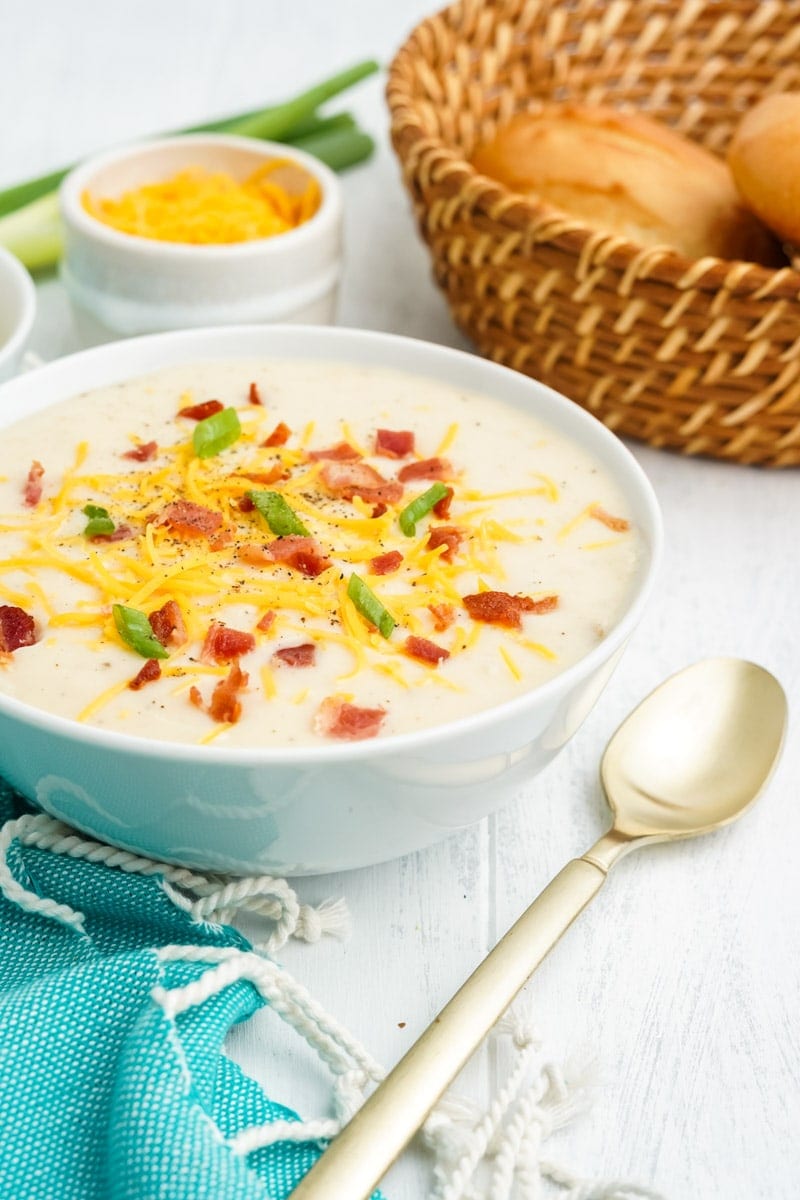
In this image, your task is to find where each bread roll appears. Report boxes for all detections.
[471,104,782,266]
[728,93,800,244]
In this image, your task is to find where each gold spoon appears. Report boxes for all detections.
[291,657,787,1200]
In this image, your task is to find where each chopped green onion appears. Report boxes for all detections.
[192,407,241,458]
[84,517,115,537]
[82,503,115,538]
[399,482,450,537]
[112,604,169,660]
[347,573,396,639]
[248,490,309,536]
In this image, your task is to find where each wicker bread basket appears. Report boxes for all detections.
[387,0,800,466]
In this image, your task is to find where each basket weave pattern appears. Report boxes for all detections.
[388,0,800,465]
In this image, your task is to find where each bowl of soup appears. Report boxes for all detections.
[0,326,661,874]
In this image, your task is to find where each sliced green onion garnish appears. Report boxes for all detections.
[82,503,115,538]
[112,604,169,660]
[248,490,309,536]
[398,482,450,537]
[192,407,241,458]
[347,573,396,639]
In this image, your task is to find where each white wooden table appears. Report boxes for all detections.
[3,4,798,1196]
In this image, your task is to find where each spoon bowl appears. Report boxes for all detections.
[601,657,788,845]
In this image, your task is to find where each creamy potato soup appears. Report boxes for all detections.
[0,360,641,746]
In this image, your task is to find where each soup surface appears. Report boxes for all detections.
[0,359,641,746]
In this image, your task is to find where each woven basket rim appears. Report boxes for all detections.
[386,10,800,302]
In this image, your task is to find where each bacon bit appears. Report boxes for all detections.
[320,461,404,507]
[238,495,255,513]
[129,658,161,691]
[262,421,290,447]
[463,590,558,629]
[397,457,452,483]
[248,381,263,406]
[238,544,272,565]
[433,487,453,519]
[375,429,415,458]
[177,399,224,421]
[519,593,559,614]
[240,535,332,578]
[370,550,403,575]
[404,635,450,665]
[428,603,456,632]
[200,620,256,664]
[256,610,276,633]
[208,530,233,551]
[314,696,386,741]
[208,661,248,724]
[589,503,630,532]
[0,605,36,654]
[148,600,187,649]
[426,525,464,562]
[155,500,223,539]
[189,686,204,710]
[307,441,362,462]
[23,461,44,508]
[235,465,288,486]
[273,642,316,668]
[89,523,134,544]
[371,502,388,519]
[122,440,158,462]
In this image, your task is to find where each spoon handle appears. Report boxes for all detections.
[290,855,608,1200]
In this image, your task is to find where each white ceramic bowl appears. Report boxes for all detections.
[59,135,343,343]
[0,326,661,875]
[0,247,36,383]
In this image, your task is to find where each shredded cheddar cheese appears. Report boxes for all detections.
[82,162,321,245]
[499,645,522,680]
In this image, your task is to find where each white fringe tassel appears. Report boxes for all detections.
[0,811,349,952]
[0,809,665,1198]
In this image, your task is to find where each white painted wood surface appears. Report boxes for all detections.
[2,3,798,1196]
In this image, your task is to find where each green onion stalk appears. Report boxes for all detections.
[113,604,169,660]
[248,490,310,537]
[347,573,397,640]
[0,59,378,273]
[81,503,115,538]
[192,408,242,459]
[399,483,450,537]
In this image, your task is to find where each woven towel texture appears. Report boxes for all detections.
[0,783,328,1200]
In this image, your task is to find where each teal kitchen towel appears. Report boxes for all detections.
[0,782,378,1200]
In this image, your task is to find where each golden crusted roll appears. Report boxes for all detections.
[728,93,800,245]
[471,104,783,266]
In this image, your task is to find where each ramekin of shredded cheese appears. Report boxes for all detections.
[59,135,342,342]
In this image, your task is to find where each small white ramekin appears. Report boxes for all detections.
[59,134,343,343]
[0,247,36,382]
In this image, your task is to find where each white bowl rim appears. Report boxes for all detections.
[59,133,341,260]
[0,323,663,765]
[0,247,36,371]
